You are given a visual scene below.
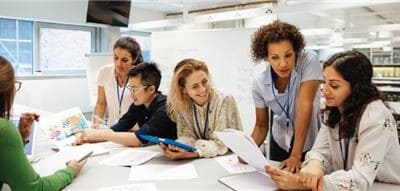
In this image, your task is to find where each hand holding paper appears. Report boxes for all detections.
[215,129,269,171]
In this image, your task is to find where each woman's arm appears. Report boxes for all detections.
[251,108,269,147]
[281,79,319,172]
[93,86,107,128]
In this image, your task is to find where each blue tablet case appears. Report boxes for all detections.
[140,135,197,152]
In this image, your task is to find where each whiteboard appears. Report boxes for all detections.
[151,29,258,133]
[85,53,113,108]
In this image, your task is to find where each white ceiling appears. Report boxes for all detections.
[129,0,400,47]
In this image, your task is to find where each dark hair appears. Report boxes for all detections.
[113,36,144,66]
[251,20,305,63]
[322,50,382,139]
[0,56,16,119]
[128,62,161,91]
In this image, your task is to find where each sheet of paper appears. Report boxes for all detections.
[61,143,109,156]
[129,164,198,181]
[32,146,93,176]
[215,154,257,174]
[215,129,269,171]
[218,171,277,191]
[97,183,157,191]
[100,149,160,166]
[39,107,90,147]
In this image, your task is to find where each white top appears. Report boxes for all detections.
[252,49,322,152]
[97,65,132,126]
[306,100,400,190]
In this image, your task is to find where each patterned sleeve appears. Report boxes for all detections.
[304,123,333,172]
[322,104,396,191]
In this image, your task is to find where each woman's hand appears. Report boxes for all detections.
[18,112,40,142]
[265,165,306,190]
[280,155,302,173]
[67,159,88,177]
[159,143,199,160]
[299,159,324,191]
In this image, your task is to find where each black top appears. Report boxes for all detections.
[111,92,177,143]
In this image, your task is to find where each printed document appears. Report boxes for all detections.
[100,149,160,166]
[215,154,256,174]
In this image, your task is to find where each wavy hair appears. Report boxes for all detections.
[322,50,382,139]
[113,36,143,66]
[167,58,210,120]
[0,56,16,119]
[251,20,305,63]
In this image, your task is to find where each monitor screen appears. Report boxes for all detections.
[86,0,132,27]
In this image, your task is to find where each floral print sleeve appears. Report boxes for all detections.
[322,102,397,191]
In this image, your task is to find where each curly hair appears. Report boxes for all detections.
[251,20,305,63]
[0,56,16,119]
[322,50,382,139]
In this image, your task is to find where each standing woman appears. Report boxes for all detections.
[250,20,321,172]
[160,58,243,159]
[0,56,86,190]
[93,36,143,128]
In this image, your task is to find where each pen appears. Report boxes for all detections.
[78,151,93,163]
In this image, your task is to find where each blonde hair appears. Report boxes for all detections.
[168,58,210,120]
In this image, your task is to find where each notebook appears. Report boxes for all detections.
[11,119,36,161]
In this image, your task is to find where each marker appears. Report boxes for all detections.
[78,151,93,163]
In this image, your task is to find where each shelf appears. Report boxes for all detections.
[372,80,400,85]
[373,77,400,81]
[377,86,400,93]
[373,64,400,67]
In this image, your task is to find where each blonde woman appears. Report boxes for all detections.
[160,58,243,160]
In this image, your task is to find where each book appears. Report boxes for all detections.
[39,107,89,147]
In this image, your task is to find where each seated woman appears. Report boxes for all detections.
[160,58,243,159]
[266,50,400,190]
[0,56,87,190]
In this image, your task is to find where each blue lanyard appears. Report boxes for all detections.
[271,76,292,128]
[116,77,128,114]
[339,137,350,170]
[192,101,210,139]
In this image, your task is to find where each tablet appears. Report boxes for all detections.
[11,119,36,161]
[139,135,197,152]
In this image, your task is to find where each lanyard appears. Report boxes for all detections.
[339,137,350,170]
[116,77,128,114]
[192,101,210,139]
[271,75,292,128]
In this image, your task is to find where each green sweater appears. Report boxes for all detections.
[0,118,75,191]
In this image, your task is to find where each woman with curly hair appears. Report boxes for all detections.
[266,51,400,190]
[249,20,322,173]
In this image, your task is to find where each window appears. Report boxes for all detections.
[123,31,151,62]
[0,17,98,76]
[38,23,96,75]
[0,18,33,76]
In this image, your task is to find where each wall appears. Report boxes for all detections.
[151,29,258,134]
[14,77,91,113]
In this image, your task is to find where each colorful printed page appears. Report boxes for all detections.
[39,107,89,147]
